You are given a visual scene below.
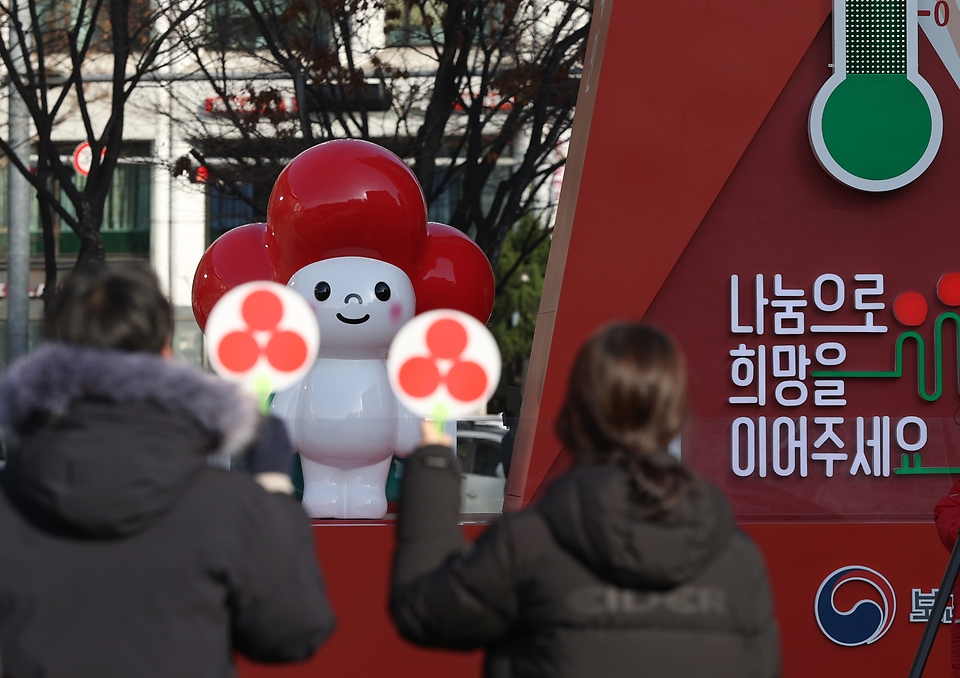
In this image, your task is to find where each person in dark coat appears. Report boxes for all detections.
[0,263,335,677]
[391,323,780,678]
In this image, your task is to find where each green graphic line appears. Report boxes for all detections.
[810,312,960,401]
[895,452,960,475]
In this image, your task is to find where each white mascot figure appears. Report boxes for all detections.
[192,139,496,519]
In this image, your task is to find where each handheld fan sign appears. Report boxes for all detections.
[387,309,500,426]
[205,281,320,410]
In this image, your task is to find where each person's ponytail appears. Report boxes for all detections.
[555,323,693,513]
[617,450,692,514]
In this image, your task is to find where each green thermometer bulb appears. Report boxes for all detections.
[810,0,943,191]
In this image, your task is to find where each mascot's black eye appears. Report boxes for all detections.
[315,281,331,301]
[375,282,391,302]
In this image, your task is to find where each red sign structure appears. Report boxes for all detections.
[506,0,960,675]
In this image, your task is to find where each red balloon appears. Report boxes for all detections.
[266,139,427,283]
[415,223,496,322]
[192,223,277,331]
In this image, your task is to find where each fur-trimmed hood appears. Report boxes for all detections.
[0,343,258,454]
[0,344,261,537]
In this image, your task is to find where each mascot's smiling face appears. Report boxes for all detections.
[288,257,415,350]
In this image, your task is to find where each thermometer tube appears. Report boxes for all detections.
[809,0,943,191]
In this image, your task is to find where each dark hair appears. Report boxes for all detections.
[44,262,174,354]
[556,323,692,511]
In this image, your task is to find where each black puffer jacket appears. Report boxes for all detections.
[0,345,335,678]
[391,446,779,678]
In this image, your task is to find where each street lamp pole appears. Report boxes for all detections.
[6,0,32,363]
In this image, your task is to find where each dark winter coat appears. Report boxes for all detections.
[391,446,780,678]
[933,479,960,678]
[0,345,335,678]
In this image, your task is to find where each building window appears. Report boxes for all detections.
[385,0,443,47]
[207,181,270,245]
[63,163,152,256]
[0,152,152,258]
[35,0,152,54]
[427,162,514,226]
[206,0,268,50]
[206,0,333,52]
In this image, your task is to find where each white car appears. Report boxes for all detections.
[456,416,508,514]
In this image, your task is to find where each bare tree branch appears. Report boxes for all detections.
[0,0,207,268]
[167,0,590,279]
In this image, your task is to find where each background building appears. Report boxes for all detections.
[0,0,589,417]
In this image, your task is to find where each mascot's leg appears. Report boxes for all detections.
[344,457,393,519]
[300,458,346,518]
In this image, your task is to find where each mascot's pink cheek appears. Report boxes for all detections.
[390,303,404,323]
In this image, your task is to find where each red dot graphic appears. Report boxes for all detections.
[426,319,468,359]
[242,290,283,331]
[398,357,442,398]
[894,292,928,327]
[446,361,487,402]
[266,331,308,372]
[939,273,960,306]
[218,331,259,372]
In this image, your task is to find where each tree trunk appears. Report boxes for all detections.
[37,190,58,311]
[412,0,472,193]
[74,201,106,268]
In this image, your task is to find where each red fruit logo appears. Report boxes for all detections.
[217,289,308,373]
[893,291,928,327]
[938,272,960,307]
[397,318,487,401]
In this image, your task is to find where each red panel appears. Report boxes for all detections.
[507,0,832,508]
[747,523,952,678]
[237,522,485,678]
[234,523,953,678]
